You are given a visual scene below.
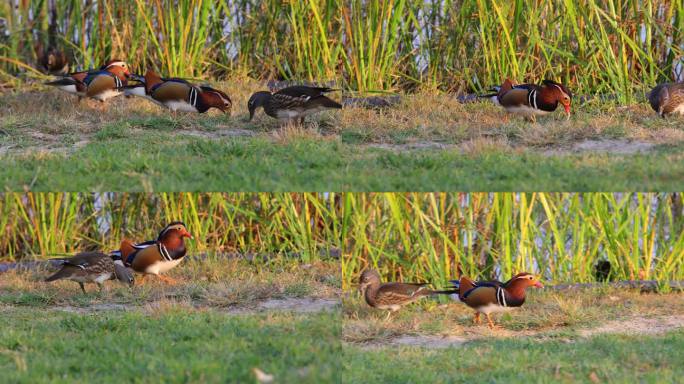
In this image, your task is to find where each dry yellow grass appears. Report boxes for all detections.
[0,258,340,310]
[2,79,682,155]
[343,288,684,344]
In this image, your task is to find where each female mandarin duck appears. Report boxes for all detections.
[359,269,457,320]
[482,79,572,121]
[110,222,192,285]
[45,59,131,102]
[455,272,543,328]
[124,69,232,114]
[45,251,134,293]
[649,82,684,117]
[247,85,342,125]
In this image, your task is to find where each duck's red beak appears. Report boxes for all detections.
[534,281,544,288]
[564,104,571,115]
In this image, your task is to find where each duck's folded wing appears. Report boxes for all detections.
[151,81,192,102]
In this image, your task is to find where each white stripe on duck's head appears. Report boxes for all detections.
[99,59,131,79]
[157,221,193,241]
[199,86,233,114]
[509,272,543,288]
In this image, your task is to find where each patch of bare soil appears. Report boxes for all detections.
[53,303,129,313]
[176,128,256,139]
[543,139,656,156]
[353,314,684,349]
[45,298,339,315]
[229,298,339,314]
[366,141,459,151]
[577,315,684,337]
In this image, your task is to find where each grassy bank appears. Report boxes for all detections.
[0,257,340,383]
[0,306,340,383]
[0,258,340,307]
[343,288,684,342]
[342,330,684,383]
[342,288,684,383]
[2,83,684,191]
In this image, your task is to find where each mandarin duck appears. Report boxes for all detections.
[247,85,342,125]
[359,269,457,320]
[447,276,507,303]
[124,70,231,114]
[110,222,192,284]
[455,272,542,328]
[482,79,572,121]
[45,251,134,293]
[44,59,131,102]
[648,82,684,117]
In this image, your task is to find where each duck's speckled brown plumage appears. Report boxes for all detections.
[359,269,457,316]
[45,251,133,293]
[248,85,342,123]
[649,82,684,117]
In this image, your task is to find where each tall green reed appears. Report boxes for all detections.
[0,193,342,263]
[1,0,681,98]
[341,193,684,289]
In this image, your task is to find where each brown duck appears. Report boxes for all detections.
[247,85,342,124]
[648,82,684,117]
[359,269,457,320]
[45,251,134,293]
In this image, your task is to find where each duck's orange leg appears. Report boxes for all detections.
[473,312,481,325]
[156,274,179,285]
[134,274,147,286]
[486,314,495,329]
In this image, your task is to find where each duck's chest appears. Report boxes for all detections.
[144,257,184,275]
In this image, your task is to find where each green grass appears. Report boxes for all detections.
[342,330,684,383]
[2,135,684,191]
[342,288,684,383]
[0,306,340,383]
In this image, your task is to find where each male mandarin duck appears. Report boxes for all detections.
[359,269,457,320]
[247,85,342,125]
[482,79,572,121]
[45,251,134,293]
[124,70,231,114]
[455,272,543,328]
[648,82,684,117]
[110,222,192,284]
[44,59,131,102]
[447,275,506,303]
